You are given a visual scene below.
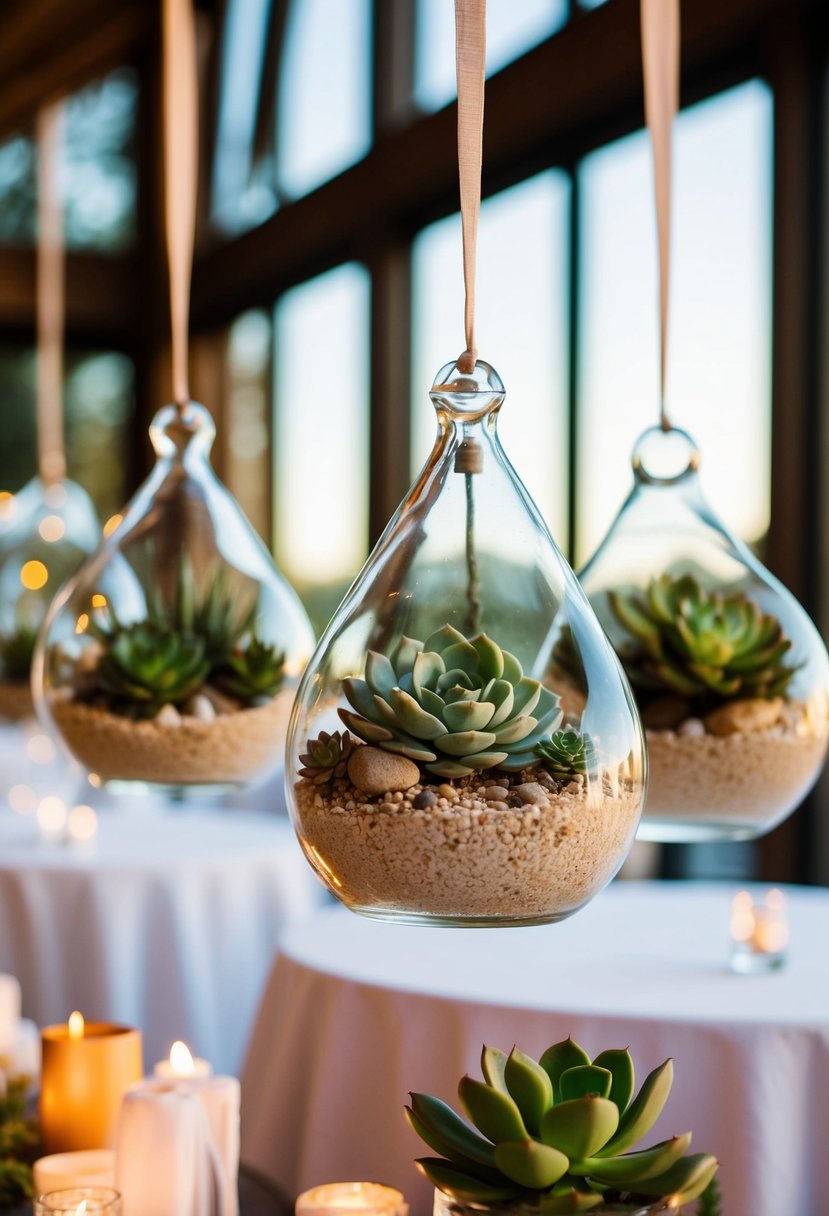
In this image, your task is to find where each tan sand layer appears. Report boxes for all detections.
[293,770,642,924]
[52,694,291,785]
[644,724,827,832]
[0,680,35,723]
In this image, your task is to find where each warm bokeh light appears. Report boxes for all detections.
[730,890,755,942]
[27,733,56,765]
[0,491,16,522]
[75,613,90,633]
[8,784,37,814]
[20,559,48,590]
[37,794,67,834]
[67,804,98,842]
[38,514,66,542]
[169,1040,195,1075]
[103,513,123,537]
[68,1010,85,1040]
[91,593,107,608]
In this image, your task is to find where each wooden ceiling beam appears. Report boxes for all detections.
[0,245,138,343]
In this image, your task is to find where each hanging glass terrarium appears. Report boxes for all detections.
[32,0,314,793]
[576,0,829,841]
[578,426,829,841]
[0,477,99,723]
[286,358,647,926]
[34,403,314,792]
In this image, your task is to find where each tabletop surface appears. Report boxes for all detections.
[0,802,298,872]
[275,880,829,1028]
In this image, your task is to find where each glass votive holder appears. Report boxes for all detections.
[296,1183,408,1216]
[34,1187,121,1216]
[729,888,789,973]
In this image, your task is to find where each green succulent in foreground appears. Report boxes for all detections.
[298,729,356,785]
[0,626,37,682]
[95,621,210,718]
[217,638,286,702]
[339,624,562,779]
[406,1038,718,1215]
[536,729,596,782]
[608,574,797,710]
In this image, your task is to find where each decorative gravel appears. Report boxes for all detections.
[293,767,642,925]
[644,708,827,835]
[52,694,290,786]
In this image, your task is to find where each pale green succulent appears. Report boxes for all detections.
[536,729,596,782]
[406,1038,718,1215]
[339,624,562,779]
[608,574,797,711]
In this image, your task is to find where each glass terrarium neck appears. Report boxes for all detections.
[149,401,216,462]
[631,423,700,486]
[430,356,505,421]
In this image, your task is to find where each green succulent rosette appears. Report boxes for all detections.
[339,624,562,779]
[95,621,210,718]
[608,574,798,709]
[406,1038,719,1215]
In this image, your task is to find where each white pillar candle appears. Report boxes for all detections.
[151,1042,239,1216]
[115,1082,221,1216]
[0,974,21,1051]
[33,1149,116,1195]
[0,1016,41,1091]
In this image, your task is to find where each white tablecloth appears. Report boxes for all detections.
[0,802,327,1073]
[241,882,829,1216]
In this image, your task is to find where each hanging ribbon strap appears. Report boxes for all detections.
[36,103,66,486]
[454,0,486,374]
[163,0,199,409]
[641,0,679,429]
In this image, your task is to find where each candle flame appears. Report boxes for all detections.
[68,1010,85,1039]
[170,1039,195,1074]
[729,890,755,942]
[74,1203,88,1216]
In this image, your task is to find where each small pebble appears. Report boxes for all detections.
[508,794,523,808]
[677,717,706,739]
[704,697,783,738]
[347,746,420,795]
[513,782,548,805]
[414,790,437,809]
[438,783,457,800]
[486,785,508,800]
[184,693,216,722]
[155,703,181,727]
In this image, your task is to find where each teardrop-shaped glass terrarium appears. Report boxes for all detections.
[33,402,315,793]
[578,425,829,842]
[0,477,99,723]
[287,360,646,926]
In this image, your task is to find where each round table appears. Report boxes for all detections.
[240,882,829,1216]
[0,801,327,1074]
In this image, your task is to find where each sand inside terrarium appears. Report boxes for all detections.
[294,768,641,923]
[644,705,827,831]
[52,694,291,785]
[0,680,35,723]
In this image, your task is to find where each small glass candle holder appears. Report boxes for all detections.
[730,888,789,973]
[34,1187,121,1216]
[296,1183,409,1216]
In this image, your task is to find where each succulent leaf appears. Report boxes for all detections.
[217,639,285,703]
[96,621,209,718]
[340,626,562,777]
[538,1039,592,1103]
[626,1152,719,1203]
[536,729,597,782]
[608,574,798,710]
[597,1060,674,1157]
[571,1133,692,1184]
[414,1159,523,1204]
[504,1047,554,1134]
[481,1045,510,1096]
[458,1076,528,1144]
[298,730,356,785]
[408,1094,497,1169]
[539,1097,618,1162]
[493,1140,569,1190]
[559,1066,613,1103]
[591,1049,635,1114]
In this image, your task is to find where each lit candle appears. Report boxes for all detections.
[33,1186,121,1216]
[34,1150,116,1195]
[730,888,789,973]
[149,1041,238,1216]
[40,1013,143,1153]
[0,974,21,1052]
[153,1040,212,1079]
[295,1184,409,1216]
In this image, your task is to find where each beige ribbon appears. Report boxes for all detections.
[36,103,67,486]
[454,0,486,375]
[163,0,199,409]
[641,0,679,428]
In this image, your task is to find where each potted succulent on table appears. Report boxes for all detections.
[405,1037,719,1215]
[39,563,290,789]
[603,573,828,838]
